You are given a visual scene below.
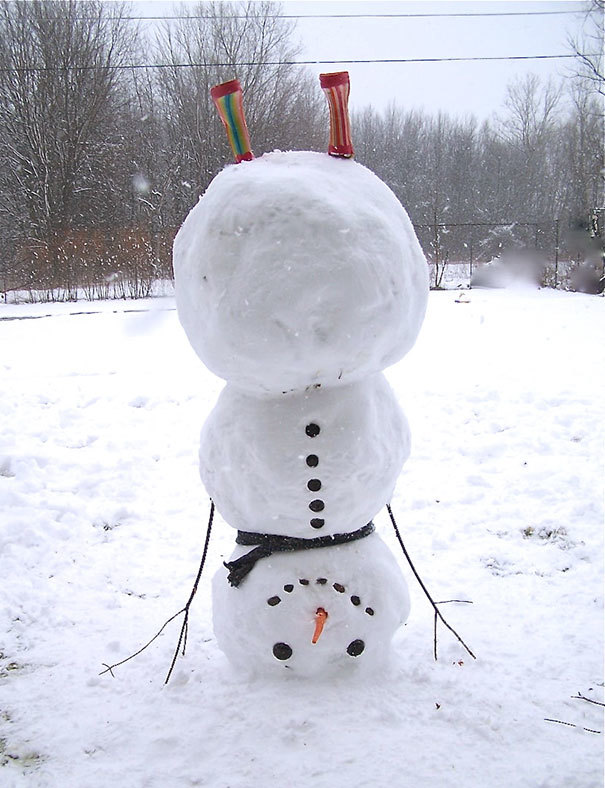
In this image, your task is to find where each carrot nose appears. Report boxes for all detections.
[312,608,328,644]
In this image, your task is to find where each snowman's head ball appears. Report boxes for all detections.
[212,535,410,677]
[174,151,428,394]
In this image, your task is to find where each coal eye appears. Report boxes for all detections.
[273,642,293,661]
[346,639,365,657]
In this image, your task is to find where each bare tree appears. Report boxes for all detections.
[568,0,604,96]
[499,74,562,152]
[0,1,136,232]
[495,74,564,219]
[0,0,139,292]
[561,81,604,222]
[154,1,324,224]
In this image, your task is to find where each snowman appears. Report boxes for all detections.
[173,74,428,676]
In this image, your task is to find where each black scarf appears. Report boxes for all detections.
[224,522,375,587]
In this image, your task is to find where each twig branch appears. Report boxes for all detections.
[436,599,474,605]
[386,504,477,662]
[434,600,473,661]
[544,718,602,735]
[572,693,605,707]
[99,608,188,677]
[164,500,215,684]
[99,500,215,684]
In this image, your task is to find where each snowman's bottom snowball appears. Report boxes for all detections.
[212,533,409,677]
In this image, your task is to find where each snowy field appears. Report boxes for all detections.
[1,287,603,788]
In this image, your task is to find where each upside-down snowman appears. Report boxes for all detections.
[173,73,429,676]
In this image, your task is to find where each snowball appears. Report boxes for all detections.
[173,151,428,393]
[199,375,409,536]
[212,533,410,677]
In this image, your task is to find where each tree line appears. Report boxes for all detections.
[0,0,602,300]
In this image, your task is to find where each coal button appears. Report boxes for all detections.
[310,518,325,529]
[307,479,322,492]
[306,455,319,467]
[347,639,365,657]
[305,423,320,437]
[309,499,324,512]
[273,642,292,660]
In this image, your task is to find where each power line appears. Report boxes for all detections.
[0,53,594,73]
[108,11,587,21]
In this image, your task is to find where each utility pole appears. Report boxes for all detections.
[554,218,560,289]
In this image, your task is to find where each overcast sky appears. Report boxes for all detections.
[132,0,593,119]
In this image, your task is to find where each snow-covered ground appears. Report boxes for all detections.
[1,287,603,788]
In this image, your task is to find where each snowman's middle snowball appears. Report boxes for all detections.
[200,374,409,537]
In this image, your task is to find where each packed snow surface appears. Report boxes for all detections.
[0,287,603,787]
[173,151,428,393]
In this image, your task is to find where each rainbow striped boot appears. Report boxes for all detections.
[210,79,254,164]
